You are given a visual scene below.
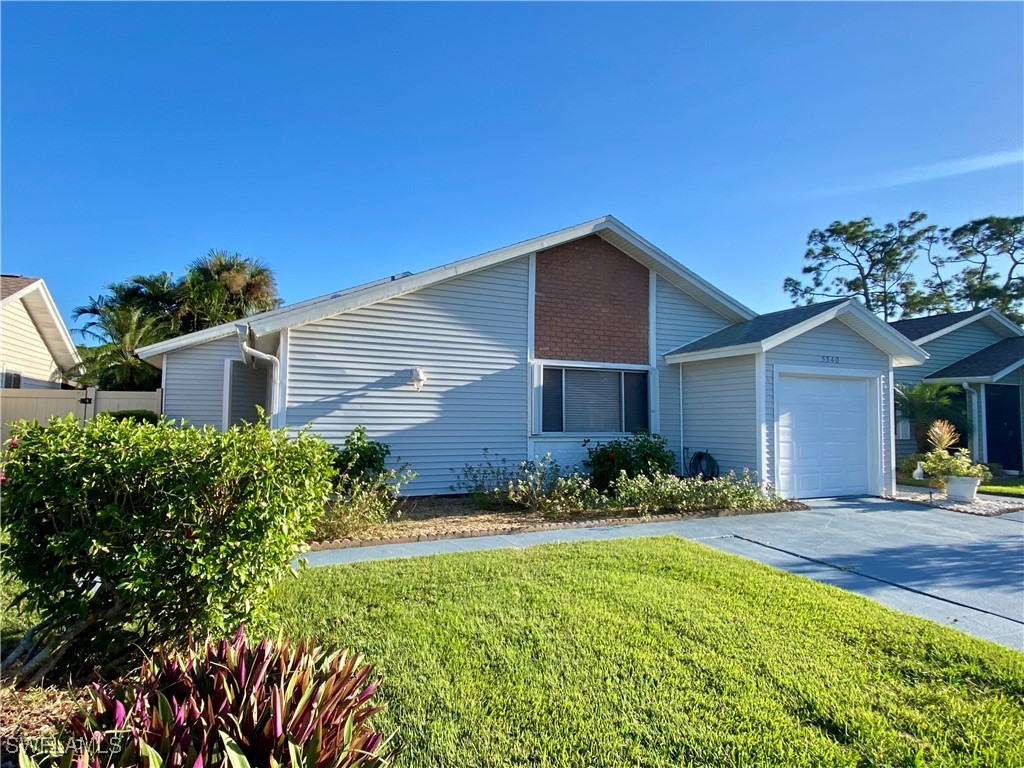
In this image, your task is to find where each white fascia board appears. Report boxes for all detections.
[664,342,764,365]
[598,219,757,323]
[923,375,993,385]
[136,325,245,365]
[20,281,82,369]
[913,309,1024,345]
[0,280,42,306]
[761,301,928,365]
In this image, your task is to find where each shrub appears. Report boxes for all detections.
[614,470,782,515]
[583,432,677,492]
[1,414,337,686]
[102,408,161,424]
[451,451,604,514]
[312,426,415,540]
[21,628,397,768]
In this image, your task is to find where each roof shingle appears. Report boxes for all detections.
[0,275,41,302]
[926,336,1024,381]
[665,299,849,357]
[888,309,986,341]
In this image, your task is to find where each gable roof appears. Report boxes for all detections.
[137,216,758,364]
[664,298,928,367]
[888,308,1022,344]
[925,336,1024,383]
[0,274,81,371]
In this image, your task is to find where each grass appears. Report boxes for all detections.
[273,538,1024,768]
[899,475,1024,498]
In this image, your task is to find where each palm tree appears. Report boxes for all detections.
[74,272,183,335]
[73,305,166,390]
[895,381,969,453]
[177,250,282,332]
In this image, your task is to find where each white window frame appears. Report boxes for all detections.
[534,360,653,435]
[896,417,913,441]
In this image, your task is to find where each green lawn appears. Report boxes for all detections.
[899,475,1024,498]
[274,538,1024,767]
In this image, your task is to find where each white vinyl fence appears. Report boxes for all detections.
[1,388,162,443]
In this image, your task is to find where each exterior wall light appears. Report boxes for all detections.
[410,367,427,391]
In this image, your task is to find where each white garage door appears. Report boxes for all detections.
[777,375,874,498]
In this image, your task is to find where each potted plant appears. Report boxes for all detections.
[919,419,990,502]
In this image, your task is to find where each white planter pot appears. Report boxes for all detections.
[945,475,981,502]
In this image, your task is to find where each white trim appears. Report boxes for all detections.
[886,363,896,496]
[160,354,167,414]
[648,269,660,433]
[0,280,41,306]
[979,383,988,464]
[911,308,1024,345]
[772,364,884,498]
[221,358,233,431]
[664,300,928,368]
[277,329,289,429]
[527,253,537,455]
[755,353,767,486]
[533,358,652,371]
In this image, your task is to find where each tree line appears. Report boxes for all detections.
[784,213,1024,323]
[73,250,282,390]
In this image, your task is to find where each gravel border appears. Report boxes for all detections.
[894,487,1024,517]
[306,503,808,551]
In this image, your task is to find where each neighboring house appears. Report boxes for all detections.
[0,275,80,389]
[136,217,926,499]
[889,309,1024,472]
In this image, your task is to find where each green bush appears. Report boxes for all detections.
[614,470,783,515]
[312,426,415,541]
[583,432,677,492]
[19,628,397,768]
[102,408,161,424]
[0,414,337,685]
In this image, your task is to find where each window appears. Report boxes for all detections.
[2,371,22,389]
[541,367,648,433]
[896,417,913,441]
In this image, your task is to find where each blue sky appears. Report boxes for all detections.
[3,2,1022,335]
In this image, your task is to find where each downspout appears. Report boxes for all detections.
[962,382,980,459]
[241,341,281,428]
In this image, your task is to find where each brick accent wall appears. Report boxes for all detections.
[534,235,649,364]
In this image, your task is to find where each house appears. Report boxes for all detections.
[136,217,927,499]
[0,275,80,389]
[889,309,1024,472]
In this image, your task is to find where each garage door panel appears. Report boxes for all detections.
[777,374,873,499]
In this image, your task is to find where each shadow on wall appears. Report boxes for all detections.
[285,366,528,495]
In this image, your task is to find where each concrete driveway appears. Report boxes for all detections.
[302,496,1024,650]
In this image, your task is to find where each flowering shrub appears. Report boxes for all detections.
[614,470,782,515]
[583,432,677,492]
[451,451,599,512]
[1,414,337,685]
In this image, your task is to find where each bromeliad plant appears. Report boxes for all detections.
[23,628,397,768]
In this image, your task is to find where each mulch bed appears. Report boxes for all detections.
[0,683,86,748]
[307,495,809,551]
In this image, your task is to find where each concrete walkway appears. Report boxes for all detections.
[300,497,1024,650]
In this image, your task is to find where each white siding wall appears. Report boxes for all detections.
[0,299,61,388]
[681,354,757,474]
[163,336,241,428]
[895,323,1005,384]
[654,275,731,471]
[286,259,530,495]
[766,319,892,491]
[228,361,269,426]
[894,322,1008,458]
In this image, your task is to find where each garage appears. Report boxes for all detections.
[776,373,877,498]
